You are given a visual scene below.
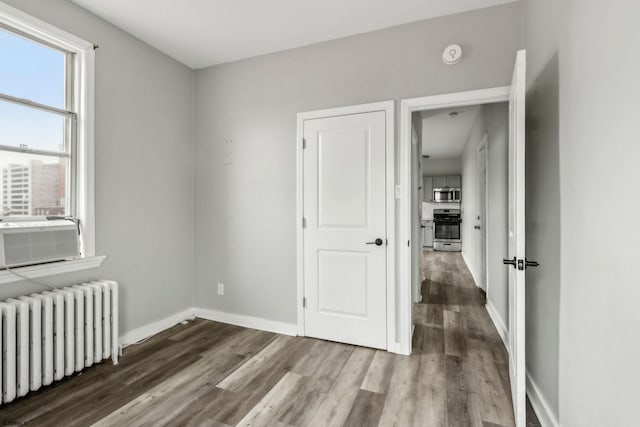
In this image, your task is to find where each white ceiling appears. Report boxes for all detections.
[420,105,481,159]
[71,0,517,69]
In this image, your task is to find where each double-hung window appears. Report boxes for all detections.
[0,3,96,263]
[0,26,75,218]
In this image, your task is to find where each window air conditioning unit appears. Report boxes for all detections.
[0,220,80,269]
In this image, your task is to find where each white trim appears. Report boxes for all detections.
[195,308,298,336]
[486,300,508,351]
[0,2,96,258]
[119,308,195,347]
[295,112,305,337]
[478,134,489,293]
[399,87,510,355]
[296,101,398,353]
[75,44,96,257]
[462,252,481,289]
[527,370,560,427]
[0,255,106,285]
[0,3,93,51]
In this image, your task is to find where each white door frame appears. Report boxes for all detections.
[399,87,510,355]
[296,100,396,352]
[478,133,489,293]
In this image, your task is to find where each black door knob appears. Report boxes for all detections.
[525,259,540,268]
[503,257,517,268]
[366,238,384,246]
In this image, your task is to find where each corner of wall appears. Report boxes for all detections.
[527,371,560,427]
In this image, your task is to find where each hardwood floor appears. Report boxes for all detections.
[414,251,515,427]
[0,251,522,426]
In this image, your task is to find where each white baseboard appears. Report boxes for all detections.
[485,300,508,351]
[527,370,559,427]
[118,307,297,349]
[194,308,297,336]
[461,252,483,290]
[119,308,195,347]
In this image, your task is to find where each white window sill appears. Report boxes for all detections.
[0,255,106,285]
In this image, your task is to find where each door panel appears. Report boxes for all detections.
[318,128,368,228]
[303,111,387,349]
[318,250,368,317]
[508,49,527,427]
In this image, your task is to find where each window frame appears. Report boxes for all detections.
[0,3,95,257]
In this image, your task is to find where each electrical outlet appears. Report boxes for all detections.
[217,283,224,296]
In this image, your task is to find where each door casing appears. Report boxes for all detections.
[478,134,489,293]
[296,101,396,352]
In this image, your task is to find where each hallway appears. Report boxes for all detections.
[413,251,515,426]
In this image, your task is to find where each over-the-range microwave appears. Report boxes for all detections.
[433,188,461,203]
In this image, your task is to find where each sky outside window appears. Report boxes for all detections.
[1,27,69,216]
[0,27,65,107]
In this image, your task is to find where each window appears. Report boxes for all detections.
[0,3,96,258]
[0,27,73,218]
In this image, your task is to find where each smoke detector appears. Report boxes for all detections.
[442,44,463,65]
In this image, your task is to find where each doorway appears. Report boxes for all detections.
[399,87,511,356]
[411,98,509,332]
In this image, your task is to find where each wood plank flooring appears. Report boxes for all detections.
[0,251,522,426]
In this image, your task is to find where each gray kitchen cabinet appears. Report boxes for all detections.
[433,176,448,188]
[447,175,462,188]
[422,221,434,247]
[423,176,433,201]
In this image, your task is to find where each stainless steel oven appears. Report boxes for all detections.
[433,188,462,203]
[433,209,462,251]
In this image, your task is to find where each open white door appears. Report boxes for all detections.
[301,108,388,350]
[505,49,527,426]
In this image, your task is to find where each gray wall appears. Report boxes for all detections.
[484,103,509,328]
[524,0,640,424]
[461,107,487,285]
[194,3,522,324]
[1,0,196,336]
[460,103,509,326]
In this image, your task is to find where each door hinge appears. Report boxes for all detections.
[302,138,307,149]
[302,217,307,228]
[303,297,306,308]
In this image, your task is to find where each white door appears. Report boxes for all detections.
[478,140,487,291]
[302,110,387,349]
[507,49,527,426]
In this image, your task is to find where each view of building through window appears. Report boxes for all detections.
[0,27,72,218]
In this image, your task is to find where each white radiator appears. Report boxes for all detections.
[0,280,118,404]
